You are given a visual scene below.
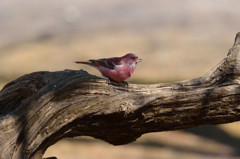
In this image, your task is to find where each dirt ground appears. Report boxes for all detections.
[43,126,240,159]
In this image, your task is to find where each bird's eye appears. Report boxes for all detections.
[131,57,135,60]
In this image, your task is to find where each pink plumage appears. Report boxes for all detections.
[75,53,142,82]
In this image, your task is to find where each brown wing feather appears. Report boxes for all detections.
[89,57,122,69]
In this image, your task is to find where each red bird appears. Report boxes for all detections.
[75,53,142,82]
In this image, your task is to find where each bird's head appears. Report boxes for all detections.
[122,53,142,64]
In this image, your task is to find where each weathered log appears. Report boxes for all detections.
[1,33,240,159]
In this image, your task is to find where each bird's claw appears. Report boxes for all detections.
[106,79,128,87]
[118,81,129,87]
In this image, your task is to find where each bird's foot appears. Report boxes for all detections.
[106,79,128,87]
[118,81,129,87]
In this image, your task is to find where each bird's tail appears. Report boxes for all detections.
[75,61,97,67]
[75,61,91,65]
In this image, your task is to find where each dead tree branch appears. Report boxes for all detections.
[1,33,240,159]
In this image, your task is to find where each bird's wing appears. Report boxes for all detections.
[89,57,122,69]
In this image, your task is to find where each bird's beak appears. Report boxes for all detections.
[136,57,142,63]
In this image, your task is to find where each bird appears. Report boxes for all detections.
[75,53,142,83]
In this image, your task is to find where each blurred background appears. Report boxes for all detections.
[1,0,240,159]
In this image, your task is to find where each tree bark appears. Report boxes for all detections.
[1,33,240,159]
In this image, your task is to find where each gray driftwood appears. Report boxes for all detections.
[1,33,240,159]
